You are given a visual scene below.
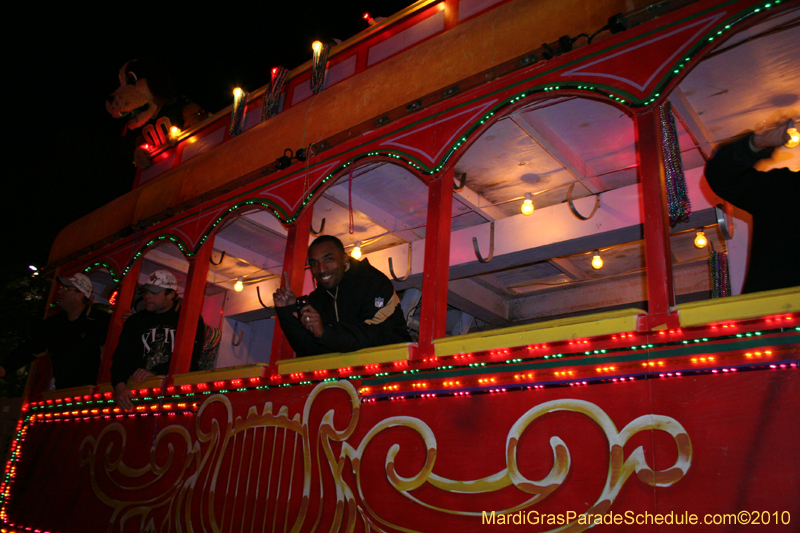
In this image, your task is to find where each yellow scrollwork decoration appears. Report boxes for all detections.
[79,384,690,533]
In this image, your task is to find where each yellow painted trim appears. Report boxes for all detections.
[278,343,413,374]
[676,287,800,327]
[41,385,95,401]
[434,309,644,357]
[172,364,268,385]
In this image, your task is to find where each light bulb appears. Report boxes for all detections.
[233,87,242,98]
[521,192,534,216]
[312,41,323,53]
[694,231,708,249]
[591,250,603,270]
[786,128,799,149]
[351,242,362,260]
[234,277,243,292]
[169,126,180,138]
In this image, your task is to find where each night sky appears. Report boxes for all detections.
[5,1,412,284]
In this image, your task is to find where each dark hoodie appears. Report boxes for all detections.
[276,257,411,357]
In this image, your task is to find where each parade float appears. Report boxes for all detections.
[3,0,798,531]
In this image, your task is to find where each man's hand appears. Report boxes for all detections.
[753,118,795,150]
[115,382,133,411]
[273,272,297,308]
[299,305,324,337]
[132,368,155,382]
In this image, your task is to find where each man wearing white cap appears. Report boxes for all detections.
[0,273,110,389]
[111,269,205,410]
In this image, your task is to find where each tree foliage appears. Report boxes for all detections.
[0,274,51,397]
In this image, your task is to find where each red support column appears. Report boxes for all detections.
[169,243,213,376]
[444,0,459,30]
[418,168,454,354]
[270,210,313,364]
[97,261,142,384]
[634,108,678,330]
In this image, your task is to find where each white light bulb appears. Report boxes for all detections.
[351,242,362,260]
[694,231,708,249]
[591,250,603,270]
[234,277,244,292]
[521,192,534,216]
[785,128,799,149]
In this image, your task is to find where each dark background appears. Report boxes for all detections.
[4,1,413,285]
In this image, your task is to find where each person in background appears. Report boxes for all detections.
[273,235,411,357]
[0,273,109,389]
[704,118,799,294]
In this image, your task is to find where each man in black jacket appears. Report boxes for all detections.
[0,273,109,389]
[704,118,799,294]
[111,270,204,409]
[273,236,411,357]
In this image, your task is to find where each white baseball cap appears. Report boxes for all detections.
[141,270,178,293]
[57,273,93,299]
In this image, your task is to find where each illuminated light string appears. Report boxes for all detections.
[82,261,120,283]
[357,361,798,402]
[120,234,192,277]
[22,330,796,418]
[22,320,800,428]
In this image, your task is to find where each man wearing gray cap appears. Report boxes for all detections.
[111,270,205,410]
[0,273,110,389]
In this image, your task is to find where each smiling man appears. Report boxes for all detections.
[111,270,205,410]
[273,236,411,357]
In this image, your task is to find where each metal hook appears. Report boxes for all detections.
[210,250,226,265]
[566,183,600,220]
[310,217,326,235]
[472,221,495,263]
[453,171,467,192]
[232,331,243,346]
[715,203,734,240]
[389,243,412,281]
[256,286,273,309]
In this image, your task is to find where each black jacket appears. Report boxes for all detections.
[276,258,411,357]
[705,135,800,293]
[110,304,204,386]
[4,305,110,389]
